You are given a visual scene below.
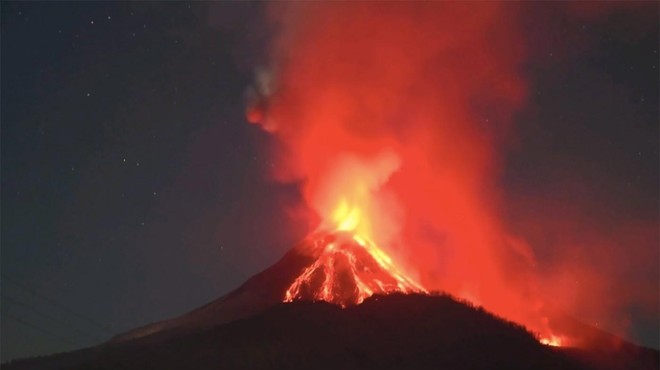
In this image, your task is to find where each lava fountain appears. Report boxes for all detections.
[284,201,426,307]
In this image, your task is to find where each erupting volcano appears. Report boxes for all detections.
[284,200,425,307]
[284,231,425,307]
[10,231,657,370]
[9,180,658,370]
[2,1,657,368]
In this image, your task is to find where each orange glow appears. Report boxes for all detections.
[540,335,564,347]
[251,2,581,349]
[333,200,361,232]
[285,201,426,307]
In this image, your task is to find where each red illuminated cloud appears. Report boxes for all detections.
[245,2,654,346]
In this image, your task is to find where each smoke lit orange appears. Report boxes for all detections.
[249,2,571,347]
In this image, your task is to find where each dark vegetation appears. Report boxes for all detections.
[4,293,658,370]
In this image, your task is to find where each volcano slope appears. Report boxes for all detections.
[107,230,426,343]
[4,232,658,370]
[3,293,658,370]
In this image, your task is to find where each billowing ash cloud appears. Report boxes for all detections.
[245,2,657,346]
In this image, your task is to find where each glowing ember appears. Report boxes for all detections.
[540,335,564,347]
[285,202,425,307]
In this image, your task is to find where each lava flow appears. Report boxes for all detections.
[284,203,426,307]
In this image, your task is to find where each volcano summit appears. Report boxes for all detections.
[284,231,425,307]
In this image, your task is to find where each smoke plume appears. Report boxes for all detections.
[245,2,656,345]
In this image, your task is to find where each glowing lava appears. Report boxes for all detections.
[540,335,565,347]
[284,203,426,307]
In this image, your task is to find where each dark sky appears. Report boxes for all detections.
[1,1,657,362]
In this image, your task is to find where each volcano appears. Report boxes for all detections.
[109,229,425,342]
[3,233,658,370]
[284,231,425,306]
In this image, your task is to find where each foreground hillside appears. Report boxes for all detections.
[4,294,658,370]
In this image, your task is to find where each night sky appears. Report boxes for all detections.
[1,2,657,362]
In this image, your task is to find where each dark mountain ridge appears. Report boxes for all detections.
[3,293,658,370]
[4,231,658,370]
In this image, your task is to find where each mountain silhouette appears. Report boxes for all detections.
[3,232,658,370]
